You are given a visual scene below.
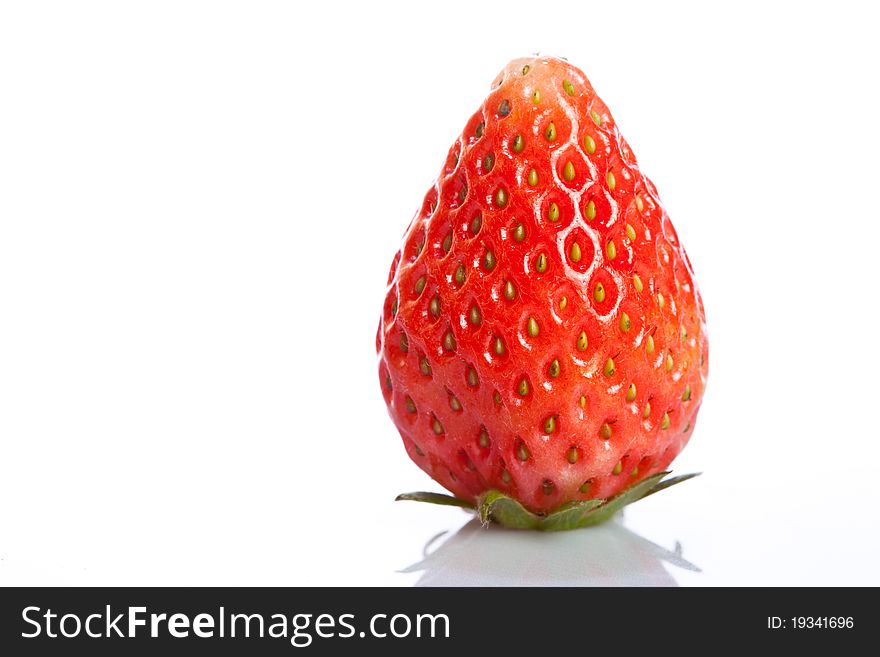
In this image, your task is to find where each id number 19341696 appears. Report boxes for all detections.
[768,617,854,630]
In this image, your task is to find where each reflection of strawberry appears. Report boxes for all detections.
[377,56,708,520]
[403,519,699,585]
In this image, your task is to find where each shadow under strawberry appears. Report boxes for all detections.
[401,515,699,587]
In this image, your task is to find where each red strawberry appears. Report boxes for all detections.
[377,56,708,523]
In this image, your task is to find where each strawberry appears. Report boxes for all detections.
[377,56,708,526]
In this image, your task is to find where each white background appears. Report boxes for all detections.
[1,1,878,586]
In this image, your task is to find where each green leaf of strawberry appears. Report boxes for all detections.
[477,490,540,530]
[397,471,699,531]
[395,491,475,510]
[378,55,708,523]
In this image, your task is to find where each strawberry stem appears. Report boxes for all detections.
[395,471,700,531]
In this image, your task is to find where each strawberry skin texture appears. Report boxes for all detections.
[377,56,708,514]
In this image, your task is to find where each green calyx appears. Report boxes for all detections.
[395,471,699,531]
